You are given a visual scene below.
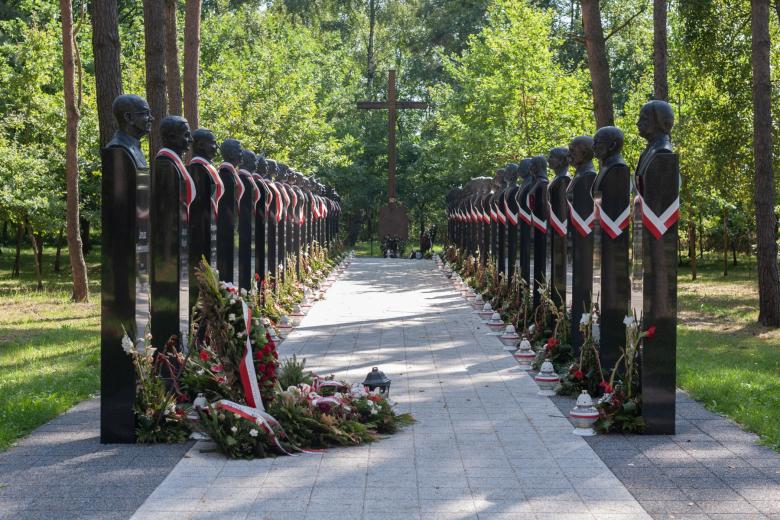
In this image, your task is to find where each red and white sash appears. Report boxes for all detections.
[157,148,196,218]
[219,162,244,210]
[516,192,532,225]
[268,182,283,222]
[526,193,547,233]
[548,201,567,236]
[215,300,292,454]
[239,169,261,215]
[568,201,595,236]
[504,196,518,225]
[190,156,223,218]
[253,174,273,216]
[595,201,631,239]
[495,202,506,225]
[638,181,680,239]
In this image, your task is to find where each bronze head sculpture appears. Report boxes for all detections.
[548,147,569,177]
[159,116,193,157]
[192,128,217,161]
[220,139,242,166]
[504,163,519,186]
[593,126,625,164]
[637,100,674,145]
[568,135,595,173]
[108,94,153,168]
[531,155,548,180]
[240,149,257,173]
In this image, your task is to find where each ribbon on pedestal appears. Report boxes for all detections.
[504,196,518,225]
[637,180,680,239]
[567,201,595,237]
[594,201,631,239]
[548,201,567,236]
[190,156,223,218]
[158,148,197,218]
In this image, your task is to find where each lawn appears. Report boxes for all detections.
[0,246,101,452]
[677,256,780,449]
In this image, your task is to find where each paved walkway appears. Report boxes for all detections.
[3,258,779,519]
[133,258,649,520]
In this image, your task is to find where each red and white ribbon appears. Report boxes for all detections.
[568,201,595,236]
[526,193,547,233]
[239,169,261,215]
[158,148,197,218]
[219,162,244,211]
[516,192,532,225]
[548,201,567,236]
[254,174,274,216]
[268,182,282,222]
[489,206,497,223]
[190,156,223,218]
[504,197,518,225]
[595,201,631,239]
[638,184,680,239]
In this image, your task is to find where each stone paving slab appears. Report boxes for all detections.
[0,398,193,520]
[132,258,651,520]
[551,384,780,519]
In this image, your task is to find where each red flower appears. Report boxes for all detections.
[645,325,657,339]
[210,364,224,373]
[574,370,584,380]
[262,343,272,355]
[255,350,263,360]
[272,351,279,359]
[257,363,266,373]
[255,273,260,282]
[546,337,559,347]
[199,350,209,361]
[599,381,613,393]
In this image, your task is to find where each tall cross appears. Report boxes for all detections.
[357,69,428,200]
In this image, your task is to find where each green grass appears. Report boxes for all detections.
[353,239,443,258]
[0,246,101,451]
[677,255,780,450]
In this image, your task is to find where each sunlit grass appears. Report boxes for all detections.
[678,256,780,450]
[0,246,100,451]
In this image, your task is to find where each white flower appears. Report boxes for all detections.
[579,313,591,326]
[230,426,238,433]
[121,334,134,354]
[249,429,258,437]
[197,369,204,376]
[228,313,237,322]
[233,413,241,419]
[230,299,237,306]
[592,323,601,342]
[528,324,536,334]
[623,315,635,326]
[237,331,245,338]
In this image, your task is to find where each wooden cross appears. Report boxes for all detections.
[357,69,428,200]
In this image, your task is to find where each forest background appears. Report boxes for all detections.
[0,0,776,285]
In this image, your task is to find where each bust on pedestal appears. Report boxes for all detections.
[636,100,679,434]
[150,115,194,353]
[188,129,220,301]
[238,150,260,289]
[592,126,630,371]
[547,147,571,311]
[100,94,153,443]
[515,158,534,288]
[217,139,242,283]
[529,155,549,309]
[567,136,597,354]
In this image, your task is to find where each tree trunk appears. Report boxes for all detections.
[698,212,704,258]
[653,0,668,101]
[580,0,614,127]
[183,0,201,130]
[165,0,182,115]
[13,223,22,277]
[35,232,43,268]
[367,0,376,94]
[61,0,90,302]
[732,244,738,266]
[751,0,780,325]
[54,226,64,273]
[143,0,167,156]
[689,218,697,280]
[25,219,43,290]
[90,0,122,148]
[722,208,728,276]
